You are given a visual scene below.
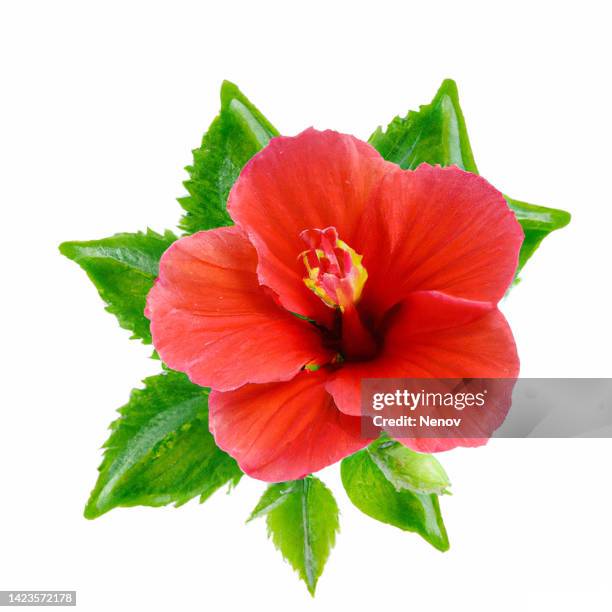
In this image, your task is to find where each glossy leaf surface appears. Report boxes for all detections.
[341,447,449,551]
[249,477,339,595]
[60,229,176,344]
[85,370,241,519]
[178,80,279,234]
[369,78,478,172]
[367,436,450,495]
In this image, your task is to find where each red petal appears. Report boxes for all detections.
[356,164,524,319]
[209,370,369,482]
[227,128,397,326]
[326,290,519,439]
[146,227,331,391]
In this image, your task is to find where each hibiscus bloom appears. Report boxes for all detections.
[146,129,522,482]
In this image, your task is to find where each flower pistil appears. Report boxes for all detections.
[300,227,367,311]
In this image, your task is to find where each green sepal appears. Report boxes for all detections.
[341,446,449,552]
[178,80,279,234]
[84,370,242,519]
[248,477,339,596]
[59,229,176,344]
[367,436,451,495]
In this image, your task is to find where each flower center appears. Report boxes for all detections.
[300,227,377,361]
[299,227,367,311]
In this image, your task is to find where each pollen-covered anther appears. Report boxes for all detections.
[299,227,368,310]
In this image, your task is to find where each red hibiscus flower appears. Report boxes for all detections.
[146,129,523,482]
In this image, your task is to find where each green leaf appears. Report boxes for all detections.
[341,448,449,552]
[85,370,241,519]
[247,481,296,522]
[369,78,478,173]
[59,229,176,344]
[367,436,450,495]
[249,477,339,595]
[178,80,279,234]
[369,78,570,272]
[506,196,571,272]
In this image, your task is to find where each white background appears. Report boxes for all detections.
[1,1,611,610]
